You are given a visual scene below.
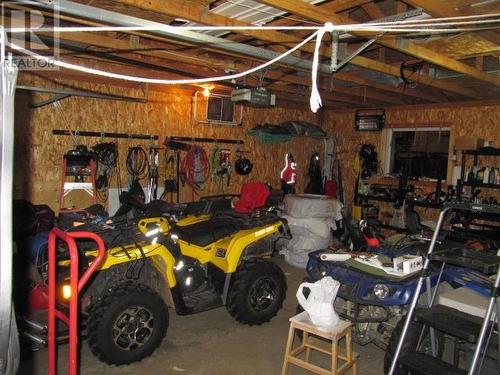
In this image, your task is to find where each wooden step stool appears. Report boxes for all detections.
[282,311,358,375]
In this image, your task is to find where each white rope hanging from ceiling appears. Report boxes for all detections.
[6,13,500,112]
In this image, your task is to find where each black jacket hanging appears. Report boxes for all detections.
[305,152,323,194]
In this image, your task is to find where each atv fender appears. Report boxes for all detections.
[224,223,283,273]
[83,242,177,287]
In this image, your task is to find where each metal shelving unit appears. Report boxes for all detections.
[457,148,500,201]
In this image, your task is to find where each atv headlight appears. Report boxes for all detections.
[62,284,72,300]
[372,284,390,299]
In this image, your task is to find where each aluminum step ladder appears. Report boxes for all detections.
[388,202,500,375]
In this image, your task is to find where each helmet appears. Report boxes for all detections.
[235,157,253,175]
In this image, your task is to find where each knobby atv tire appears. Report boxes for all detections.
[87,282,168,365]
[226,259,286,325]
[384,314,444,375]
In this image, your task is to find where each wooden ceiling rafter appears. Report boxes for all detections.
[45,29,408,106]
[106,0,481,100]
[255,0,500,88]
[404,0,500,59]
[8,0,499,109]
[32,38,385,108]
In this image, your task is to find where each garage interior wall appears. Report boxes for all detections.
[13,74,322,209]
[13,73,500,214]
[325,102,500,219]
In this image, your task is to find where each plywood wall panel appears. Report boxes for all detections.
[322,102,500,220]
[14,74,322,211]
[16,73,500,220]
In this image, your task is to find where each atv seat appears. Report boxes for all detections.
[234,182,271,213]
[218,211,281,229]
[173,217,241,247]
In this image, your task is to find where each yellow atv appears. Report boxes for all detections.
[59,206,289,365]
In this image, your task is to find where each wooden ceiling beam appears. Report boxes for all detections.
[266,72,403,105]
[27,56,333,107]
[255,0,500,87]
[349,55,478,98]
[361,3,386,20]
[109,0,479,100]
[48,18,408,105]
[333,70,441,102]
[319,0,374,13]
[266,81,385,107]
[404,0,499,46]
[50,32,392,106]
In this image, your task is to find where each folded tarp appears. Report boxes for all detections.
[247,121,327,144]
[284,194,343,220]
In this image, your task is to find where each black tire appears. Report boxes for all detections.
[226,259,286,325]
[384,314,444,375]
[87,282,168,365]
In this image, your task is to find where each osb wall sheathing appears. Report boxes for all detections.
[14,74,322,211]
[323,102,500,220]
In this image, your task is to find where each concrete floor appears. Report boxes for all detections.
[18,256,385,375]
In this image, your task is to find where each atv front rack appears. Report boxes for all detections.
[48,228,106,375]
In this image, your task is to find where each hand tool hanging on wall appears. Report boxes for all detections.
[164,138,192,203]
[126,146,148,202]
[211,146,232,194]
[147,146,161,203]
[91,142,118,201]
[160,147,178,203]
[180,144,209,200]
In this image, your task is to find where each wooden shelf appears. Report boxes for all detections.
[462,148,500,156]
[462,182,500,189]
[357,194,442,209]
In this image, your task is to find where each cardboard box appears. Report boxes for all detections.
[454,136,485,151]
[393,255,423,274]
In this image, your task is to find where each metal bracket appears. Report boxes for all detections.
[371,8,423,24]
[31,94,71,108]
[327,8,423,74]
[331,38,377,72]
[330,31,339,73]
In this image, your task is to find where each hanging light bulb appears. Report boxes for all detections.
[203,86,211,97]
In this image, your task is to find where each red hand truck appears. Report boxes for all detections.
[47,228,106,375]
